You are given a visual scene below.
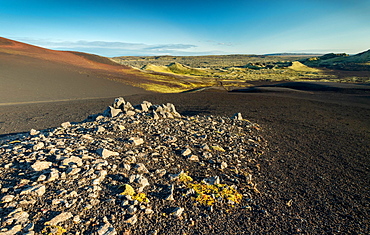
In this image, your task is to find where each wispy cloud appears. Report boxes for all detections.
[205,40,235,47]
[15,38,199,56]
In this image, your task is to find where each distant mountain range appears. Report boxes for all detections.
[264,53,324,56]
[300,50,370,71]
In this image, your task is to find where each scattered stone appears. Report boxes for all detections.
[45,212,73,226]
[30,161,52,171]
[0,225,22,235]
[32,142,45,151]
[96,220,117,235]
[129,137,144,146]
[0,97,267,234]
[20,184,46,196]
[3,208,29,226]
[171,207,184,217]
[1,195,15,203]
[220,161,228,170]
[61,156,83,167]
[96,148,119,158]
[61,122,71,128]
[232,112,243,120]
[47,168,60,182]
[30,129,40,136]
[181,148,192,156]
[123,214,138,225]
[134,163,149,173]
[188,155,199,161]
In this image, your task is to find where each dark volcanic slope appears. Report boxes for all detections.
[0,37,150,104]
[1,91,369,233]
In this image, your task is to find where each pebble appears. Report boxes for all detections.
[45,212,73,226]
[30,161,52,171]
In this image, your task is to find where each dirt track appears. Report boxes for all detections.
[1,90,369,234]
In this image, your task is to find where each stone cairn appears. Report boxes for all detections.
[0,97,266,234]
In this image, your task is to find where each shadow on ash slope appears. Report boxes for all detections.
[0,98,267,235]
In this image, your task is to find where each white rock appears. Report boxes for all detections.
[47,168,60,182]
[188,155,199,161]
[113,97,125,109]
[61,122,71,128]
[3,208,29,226]
[126,110,135,116]
[45,212,73,226]
[134,163,149,173]
[30,161,52,171]
[32,142,44,151]
[171,207,184,217]
[108,106,122,118]
[30,129,39,136]
[96,148,119,158]
[181,148,192,157]
[1,195,15,203]
[232,113,243,120]
[0,224,22,235]
[129,137,144,146]
[123,214,137,225]
[20,184,46,197]
[61,156,83,167]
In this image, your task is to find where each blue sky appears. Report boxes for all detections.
[1,0,369,56]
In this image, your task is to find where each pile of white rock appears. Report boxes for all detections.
[0,97,266,235]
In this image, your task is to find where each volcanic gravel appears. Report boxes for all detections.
[0,91,369,234]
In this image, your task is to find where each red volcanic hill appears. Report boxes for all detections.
[0,37,150,104]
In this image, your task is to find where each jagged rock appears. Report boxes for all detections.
[66,167,81,175]
[187,155,199,161]
[3,208,29,226]
[96,148,119,158]
[134,163,149,173]
[0,225,22,235]
[155,169,167,177]
[203,176,220,185]
[30,129,40,136]
[96,221,117,235]
[164,184,175,201]
[232,113,243,120]
[129,174,150,192]
[123,214,138,225]
[23,222,34,232]
[61,122,71,128]
[152,111,159,120]
[126,110,135,116]
[61,156,83,167]
[105,106,122,118]
[129,137,144,146]
[202,152,212,159]
[113,97,125,109]
[47,168,60,182]
[30,161,52,171]
[96,126,106,133]
[181,148,192,156]
[20,184,46,196]
[32,142,44,151]
[127,205,137,214]
[92,170,108,185]
[171,207,184,217]
[45,212,73,226]
[1,195,15,203]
